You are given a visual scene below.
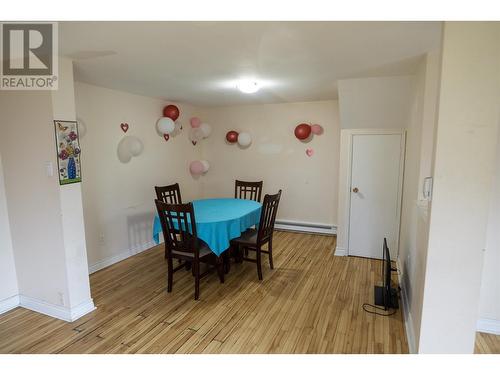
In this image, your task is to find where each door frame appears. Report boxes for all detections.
[340,129,406,259]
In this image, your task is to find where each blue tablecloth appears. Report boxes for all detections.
[153,198,262,256]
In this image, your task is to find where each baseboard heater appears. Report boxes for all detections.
[274,220,336,235]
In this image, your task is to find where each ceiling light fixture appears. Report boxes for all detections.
[236,80,260,94]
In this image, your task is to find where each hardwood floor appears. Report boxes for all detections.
[475,333,500,354]
[0,231,410,353]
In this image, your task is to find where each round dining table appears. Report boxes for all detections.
[152,198,262,256]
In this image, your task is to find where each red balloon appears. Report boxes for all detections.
[163,105,180,121]
[226,130,239,143]
[294,123,312,140]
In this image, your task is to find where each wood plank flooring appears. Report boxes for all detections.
[2,231,410,353]
[475,332,500,354]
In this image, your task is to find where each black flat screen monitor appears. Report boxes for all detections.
[374,238,399,310]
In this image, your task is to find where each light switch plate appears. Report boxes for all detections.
[45,161,54,177]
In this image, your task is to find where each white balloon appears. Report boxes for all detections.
[200,123,212,138]
[117,138,132,163]
[237,132,252,147]
[200,160,210,173]
[156,117,175,134]
[117,136,143,163]
[128,136,144,156]
[168,120,181,137]
[189,127,204,142]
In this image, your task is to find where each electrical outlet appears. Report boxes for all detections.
[58,292,66,306]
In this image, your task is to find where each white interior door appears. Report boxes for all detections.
[348,133,404,259]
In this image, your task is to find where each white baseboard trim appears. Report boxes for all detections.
[334,246,347,256]
[275,220,336,235]
[397,259,417,354]
[477,318,500,335]
[8,295,96,322]
[69,300,97,321]
[0,294,20,315]
[88,240,157,274]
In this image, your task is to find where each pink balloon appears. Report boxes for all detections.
[190,117,201,128]
[311,124,324,135]
[189,160,204,175]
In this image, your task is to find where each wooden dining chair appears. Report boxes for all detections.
[230,190,282,280]
[155,200,225,300]
[155,183,183,258]
[234,180,263,202]
[155,183,182,204]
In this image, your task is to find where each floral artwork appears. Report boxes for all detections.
[54,120,82,185]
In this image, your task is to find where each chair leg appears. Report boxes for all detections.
[194,260,200,300]
[167,257,173,293]
[235,244,243,263]
[256,247,263,281]
[268,238,274,270]
[223,251,230,274]
[217,256,225,283]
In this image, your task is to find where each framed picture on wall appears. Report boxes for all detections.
[54,120,82,185]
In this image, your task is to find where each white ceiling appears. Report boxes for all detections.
[60,22,442,107]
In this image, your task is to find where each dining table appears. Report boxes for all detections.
[152,198,262,256]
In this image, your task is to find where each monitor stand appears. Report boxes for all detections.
[374,286,399,309]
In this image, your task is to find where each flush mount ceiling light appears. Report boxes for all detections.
[236,80,260,94]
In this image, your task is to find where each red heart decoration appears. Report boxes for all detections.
[306,148,314,157]
[192,141,197,146]
[163,134,170,142]
[120,123,129,133]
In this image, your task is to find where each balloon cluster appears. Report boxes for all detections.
[189,160,210,175]
[188,117,211,145]
[294,123,324,140]
[157,105,181,141]
[294,123,324,158]
[117,136,144,163]
[225,130,252,147]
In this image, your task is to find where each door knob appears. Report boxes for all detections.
[352,187,359,193]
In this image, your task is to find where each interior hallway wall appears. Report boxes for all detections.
[0,154,19,313]
[74,82,203,271]
[397,50,441,353]
[335,75,417,257]
[0,58,94,321]
[199,100,340,228]
[478,127,500,333]
[418,22,500,353]
[0,89,72,308]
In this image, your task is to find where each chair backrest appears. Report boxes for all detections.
[155,183,182,204]
[154,200,199,257]
[257,190,282,243]
[235,180,263,202]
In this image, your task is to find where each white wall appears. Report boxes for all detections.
[52,59,94,314]
[336,75,416,256]
[0,59,94,321]
[418,22,500,353]
[0,154,19,313]
[478,128,500,331]
[74,82,203,271]
[338,76,415,129]
[397,51,441,353]
[199,100,340,227]
[0,90,71,307]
